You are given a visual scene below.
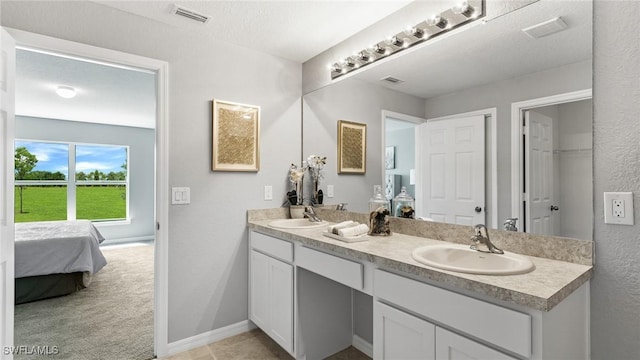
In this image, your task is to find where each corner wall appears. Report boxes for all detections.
[591,1,640,358]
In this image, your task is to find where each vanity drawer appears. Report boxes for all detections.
[251,232,293,263]
[297,246,363,290]
[374,269,531,358]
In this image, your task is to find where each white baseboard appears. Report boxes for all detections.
[164,320,256,357]
[101,235,155,246]
[352,334,373,358]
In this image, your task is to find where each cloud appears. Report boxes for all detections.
[76,161,118,172]
[15,141,67,163]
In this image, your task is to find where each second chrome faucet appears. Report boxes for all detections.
[470,224,504,254]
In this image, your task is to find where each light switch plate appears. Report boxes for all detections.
[327,185,334,198]
[172,187,190,205]
[264,185,273,201]
[604,192,633,225]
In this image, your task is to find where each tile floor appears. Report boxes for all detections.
[160,329,371,360]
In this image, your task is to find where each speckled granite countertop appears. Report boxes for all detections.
[247,213,593,312]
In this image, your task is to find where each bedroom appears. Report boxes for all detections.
[12,48,156,359]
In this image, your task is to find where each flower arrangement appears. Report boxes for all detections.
[286,155,327,206]
[306,155,327,182]
[287,162,306,205]
[306,155,327,204]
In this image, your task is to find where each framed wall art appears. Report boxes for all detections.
[212,99,260,172]
[337,120,366,174]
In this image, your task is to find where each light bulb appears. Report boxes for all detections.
[56,86,76,99]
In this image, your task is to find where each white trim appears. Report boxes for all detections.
[425,108,498,229]
[352,334,373,358]
[100,235,154,246]
[6,28,170,358]
[510,89,592,232]
[165,320,256,356]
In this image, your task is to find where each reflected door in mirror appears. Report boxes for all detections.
[416,115,485,225]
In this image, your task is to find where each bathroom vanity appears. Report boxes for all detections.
[247,209,593,360]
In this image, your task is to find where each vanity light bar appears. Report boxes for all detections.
[330,0,485,80]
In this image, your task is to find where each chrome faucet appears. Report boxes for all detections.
[336,203,348,211]
[303,206,322,222]
[503,218,518,231]
[470,224,504,254]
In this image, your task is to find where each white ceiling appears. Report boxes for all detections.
[15,0,413,128]
[15,1,592,128]
[94,0,413,63]
[16,49,157,128]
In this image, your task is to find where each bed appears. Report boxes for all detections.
[14,220,108,304]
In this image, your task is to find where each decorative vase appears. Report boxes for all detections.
[289,205,305,219]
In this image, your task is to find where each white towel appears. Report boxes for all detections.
[337,224,370,237]
[329,221,357,234]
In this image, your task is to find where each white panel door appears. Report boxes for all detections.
[268,258,293,353]
[524,111,554,235]
[0,28,15,359]
[249,250,269,330]
[249,249,293,354]
[374,301,436,360]
[435,327,516,360]
[417,116,485,225]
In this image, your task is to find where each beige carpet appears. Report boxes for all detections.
[14,243,154,360]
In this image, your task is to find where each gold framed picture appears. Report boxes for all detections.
[337,120,366,174]
[212,99,260,172]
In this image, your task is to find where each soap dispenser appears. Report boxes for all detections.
[369,185,390,212]
[393,186,415,219]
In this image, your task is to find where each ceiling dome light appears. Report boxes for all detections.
[56,86,76,99]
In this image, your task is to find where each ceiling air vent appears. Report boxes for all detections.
[171,5,210,24]
[522,17,568,39]
[381,76,404,84]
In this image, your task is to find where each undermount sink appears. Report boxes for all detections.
[412,243,535,275]
[268,218,329,229]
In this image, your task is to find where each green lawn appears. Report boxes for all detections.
[14,186,126,223]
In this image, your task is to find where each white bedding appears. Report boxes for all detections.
[15,220,108,278]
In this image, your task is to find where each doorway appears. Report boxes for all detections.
[3,28,170,357]
[381,111,423,212]
[511,90,593,239]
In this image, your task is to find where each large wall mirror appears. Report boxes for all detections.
[302,0,592,240]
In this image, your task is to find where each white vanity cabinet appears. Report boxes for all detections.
[249,232,294,354]
[374,301,436,359]
[374,301,516,360]
[374,269,589,360]
[248,225,590,360]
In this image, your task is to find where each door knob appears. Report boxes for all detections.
[474,206,482,213]
[550,205,559,211]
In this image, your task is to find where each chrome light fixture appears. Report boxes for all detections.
[330,0,484,80]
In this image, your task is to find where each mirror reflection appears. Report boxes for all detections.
[302,0,592,240]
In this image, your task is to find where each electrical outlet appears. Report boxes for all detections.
[264,185,273,201]
[604,192,634,225]
[612,199,625,217]
[327,185,334,198]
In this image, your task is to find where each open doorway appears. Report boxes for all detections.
[12,48,156,359]
[511,90,593,240]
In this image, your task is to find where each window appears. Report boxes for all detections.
[14,140,129,223]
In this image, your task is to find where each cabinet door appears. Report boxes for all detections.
[436,327,517,360]
[249,250,270,329]
[374,302,436,360]
[268,257,293,353]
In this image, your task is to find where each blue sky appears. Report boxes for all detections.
[15,141,127,176]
